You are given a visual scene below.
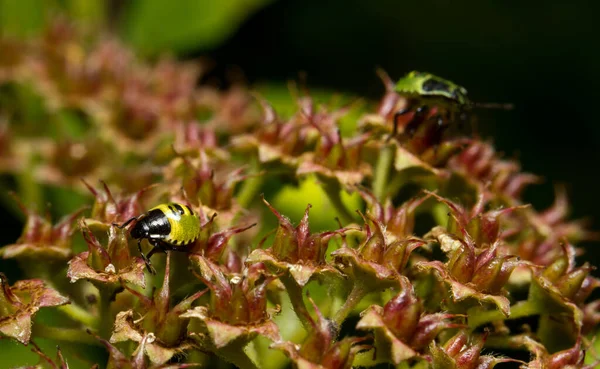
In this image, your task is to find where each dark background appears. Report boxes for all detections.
[1,0,599,268]
[205,0,600,261]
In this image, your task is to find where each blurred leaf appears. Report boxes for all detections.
[0,0,49,38]
[273,175,362,232]
[121,0,276,55]
[65,0,106,28]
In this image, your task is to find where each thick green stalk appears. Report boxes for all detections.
[236,156,265,209]
[280,274,312,330]
[372,144,393,201]
[333,282,368,327]
[57,303,97,328]
[32,324,101,346]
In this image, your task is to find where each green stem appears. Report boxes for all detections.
[17,154,42,210]
[372,144,393,201]
[322,178,355,225]
[236,156,265,209]
[468,301,539,329]
[32,324,102,346]
[57,303,97,328]
[218,343,259,369]
[280,274,312,330]
[0,180,23,220]
[333,282,367,327]
[485,335,529,351]
[98,288,113,338]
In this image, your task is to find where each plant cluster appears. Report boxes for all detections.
[0,20,599,369]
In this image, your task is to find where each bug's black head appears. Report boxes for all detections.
[130,220,149,240]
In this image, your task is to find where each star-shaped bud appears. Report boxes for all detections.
[358,69,407,135]
[0,198,85,260]
[89,328,199,369]
[0,273,69,344]
[182,257,280,368]
[417,229,519,316]
[165,152,247,213]
[449,141,540,202]
[248,197,349,285]
[296,100,371,186]
[148,57,205,122]
[116,253,206,351]
[172,121,228,159]
[82,180,154,231]
[522,243,594,331]
[356,277,463,364]
[187,209,256,263]
[231,96,316,167]
[332,211,424,289]
[416,193,526,316]
[110,310,195,366]
[427,190,526,247]
[67,220,146,289]
[520,335,596,369]
[429,331,522,369]
[525,186,599,243]
[357,186,430,241]
[199,85,260,134]
[273,296,370,369]
[248,197,351,328]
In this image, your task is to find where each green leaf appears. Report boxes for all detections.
[273,175,362,232]
[121,0,275,55]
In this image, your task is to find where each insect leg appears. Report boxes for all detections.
[148,239,169,254]
[428,115,449,149]
[388,107,410,142]
[113,216,140,229]
[404,105,429,137]
[138,240,156,275]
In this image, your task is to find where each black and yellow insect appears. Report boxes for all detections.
[115,203,201,274]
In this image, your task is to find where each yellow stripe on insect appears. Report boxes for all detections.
[150,203,200,246]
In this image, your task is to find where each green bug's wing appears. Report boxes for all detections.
[394,71,428,97]
[394,71,470,107]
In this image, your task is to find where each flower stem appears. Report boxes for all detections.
[57,303,97,328]
[32,324,102,346]
[16,151,42,210]
[236,156,264,209]
[333,282,367,327]
[98,287,114,338]
[373,144,393,201]
[322,177,355,225]
[280,274,312,330]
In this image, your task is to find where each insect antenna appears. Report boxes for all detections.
[473,102,514,110]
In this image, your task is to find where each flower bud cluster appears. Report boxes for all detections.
[0,19,598,369]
